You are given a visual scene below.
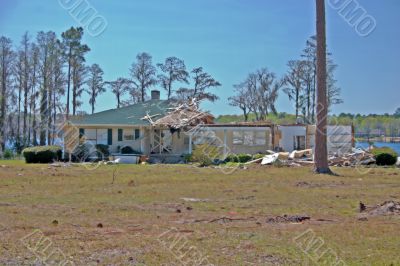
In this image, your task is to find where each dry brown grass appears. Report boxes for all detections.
[0,160,399,265]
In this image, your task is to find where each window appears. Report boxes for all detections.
[123,129,140,141]
[124,129,134,141]
[79,128,85,138]
[243,131,254,146]
[118,129,123,141]
[85,129,97,142]
[233,130,267,146]
[97,129,108,145]
[135,129,140,140]
[108,129,113,145]
[193,130,216,145]
[233,131,243,145]
[254,131,266,145]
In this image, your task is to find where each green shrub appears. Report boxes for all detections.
[71,143,104,162]
[121,146,141,154]
[71,143,91,162]
[224,153,253,163]
[371,147,398,166]
[3,149,14,159]
[22,146,62,164]
[225,154,239,163]
[95,144,110,159]
[192,144,221,167]
[238,154,252,163]
[183,154,193,163]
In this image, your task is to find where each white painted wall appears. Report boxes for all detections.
[278,126,307,152]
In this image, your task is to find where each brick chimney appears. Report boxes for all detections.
[151,90,160,100]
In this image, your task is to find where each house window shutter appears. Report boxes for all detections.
[79,128,85,138]
[135,129,140,140]
[118,129,123,141]
[108,129,113,145]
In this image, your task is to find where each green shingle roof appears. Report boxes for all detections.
[70,100,173,126]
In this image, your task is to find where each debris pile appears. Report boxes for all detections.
[249,148,378,168]
[142,99,214,130]
[359,201,400,217]
[328,148,376,167]
[266,215,311,224]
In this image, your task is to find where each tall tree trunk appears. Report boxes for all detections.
[23,65,29,144]
[117,93,120,109]
[29,63,37,146]
[40,52,48,146]
[295,89,299,119]
[0,60,6,151]
[17,83,22,149]
[66,47,71,119]
[47,83,52,145]
[314,0,332,174]
[53,87,57,145]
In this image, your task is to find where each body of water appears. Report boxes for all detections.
[356,142,400,155]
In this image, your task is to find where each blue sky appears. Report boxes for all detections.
[0,0,399,116]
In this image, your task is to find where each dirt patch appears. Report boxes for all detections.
[257,254,296,265]
[360,201,400,217]
[267,215,310,224]
[177,216,257,224]
[296,181,347,188]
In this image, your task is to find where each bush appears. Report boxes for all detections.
[22,146,62,164]
[225,154,239,163]
[238,154,252,163]
[224,153,253,163]
[2,149,14,160]
[71,143,91,162]
[121,146,141,154]
[371,147,398,166]
[183,154,193,163]
[192,144,221,167]
[95,144,110,159]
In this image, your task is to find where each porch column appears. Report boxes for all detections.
[223,129,227,157]
[140,127,144,153]
[188,134,193,154]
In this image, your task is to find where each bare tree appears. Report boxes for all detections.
[230,68,283,121]
[37,31,58,145]
[229,83,251,121]
[314,0,332,174]
[157,57,188,100]
[15,49,24,150]
[86,64,105,114]
[190,67,221,102]
[71,58,87,116]
[130,52,157,102]
[49,40,66,145]
[283,60,307,120]
[327,59,343,110]
[0,36,14,151]
[61,27,90,118]
[174,88,194,103]
[301,36,342,123]
[106,78,132,108]
[28,43,40,146]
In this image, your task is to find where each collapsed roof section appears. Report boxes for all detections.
[144,101,214,129]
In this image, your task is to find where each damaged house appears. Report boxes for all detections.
[64,90,353,162]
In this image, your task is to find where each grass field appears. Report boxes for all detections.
[0,160,399,265]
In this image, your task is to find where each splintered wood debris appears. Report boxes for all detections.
[142,100,214,129]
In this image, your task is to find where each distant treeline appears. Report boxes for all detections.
[216,110,400,139]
